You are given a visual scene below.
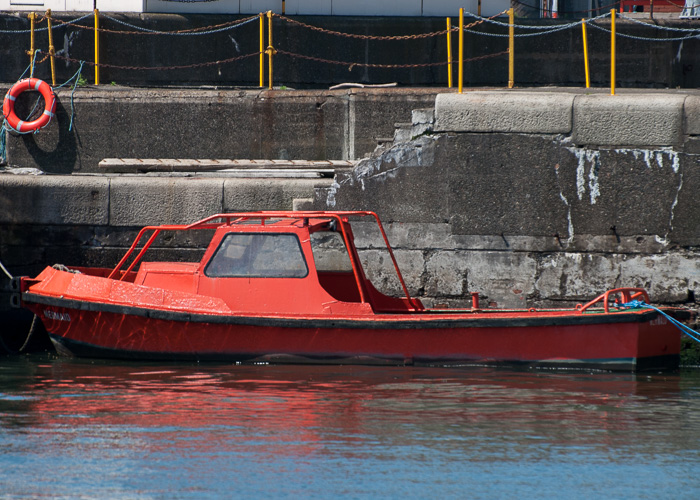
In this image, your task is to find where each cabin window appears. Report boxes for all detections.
[205,233,308,278]
[310,231,353,272]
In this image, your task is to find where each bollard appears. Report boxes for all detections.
[508,8,514,89]
[581,20,590,89]
[446,17,452,89]
[458,8,463,94]
[611,9,616,95]
[266,11,276,89]
[46,10,56,86]
[259,13,265,87]
[94,9,100,86]
[27,12,36,74]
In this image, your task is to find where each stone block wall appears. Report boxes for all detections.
[315,89,700,310]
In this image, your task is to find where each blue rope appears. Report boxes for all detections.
[53,60,85,132]
[622,300,700,344]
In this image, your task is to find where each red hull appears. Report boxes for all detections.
[24,294,680,372]
[15,212,685,372]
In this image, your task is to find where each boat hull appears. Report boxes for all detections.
[24,293,681,372]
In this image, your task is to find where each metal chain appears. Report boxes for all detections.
[99,13,259,36]
[275,49,508,69]
[478,10,610,30]
[619,13,700,32]
[51,51,260,71]
[0,13,92,33]
[588,22,700,41]
[50,14,258,36]
[273,11,506,40]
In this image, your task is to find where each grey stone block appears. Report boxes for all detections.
[685,96,700,135]
[620,253,700,302]
[434,92,574,134]
[573,94,685,147]
[223,178,332,212]
[465,251,538,309]
[0,175,109,225]
[109,177,224,226]
[534,252,622,300]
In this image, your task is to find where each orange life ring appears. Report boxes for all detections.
[2,78,56,133]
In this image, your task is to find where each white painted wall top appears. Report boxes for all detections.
[0,0,510,17]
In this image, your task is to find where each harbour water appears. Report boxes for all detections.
[1,354,699,499]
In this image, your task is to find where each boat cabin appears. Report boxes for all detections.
[115,212,424,316]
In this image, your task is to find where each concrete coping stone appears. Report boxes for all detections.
[434,92,575,134]
[572,93,686,147]
[685,95,700,136]
[433,91,693,147]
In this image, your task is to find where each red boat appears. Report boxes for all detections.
[13,211,683,371]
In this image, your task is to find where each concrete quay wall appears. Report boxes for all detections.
[0,89,698,324]
[314,89,700,310]
[2,87,440,172]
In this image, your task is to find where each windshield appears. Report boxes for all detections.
[205,233,308,278]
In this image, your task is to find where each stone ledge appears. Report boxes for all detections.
[572,94,685,147]
[434,92,574,134]
[685,95,700,136]
[0,175,109,225]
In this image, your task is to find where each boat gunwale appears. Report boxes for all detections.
[22,291,660,330]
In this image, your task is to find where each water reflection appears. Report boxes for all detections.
[1,355,699,498]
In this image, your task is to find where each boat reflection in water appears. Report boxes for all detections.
[1,356,699,498]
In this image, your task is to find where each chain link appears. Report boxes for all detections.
[619,13,700,32]
[275,49,508,69]
[0,13,92,33]
[588,22,700,41]
[51,51,260,71]
[49,14,259,36]
[273,11,507,41]
[99,13,259,36]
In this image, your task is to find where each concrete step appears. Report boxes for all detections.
[99,158,357,177]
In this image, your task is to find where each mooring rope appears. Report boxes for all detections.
[0,259,43,354]
[0,259,13,280]
[622,300,700,344]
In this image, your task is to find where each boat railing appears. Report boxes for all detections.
[106,211,422,311]
[577,287,650,313]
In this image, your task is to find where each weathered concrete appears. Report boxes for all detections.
[435,92,575,134]
[1,87,440,171]
[0,175,109,225]
[686,96,700,136]
[573,94,686,147]
[315,89,700,309]
[1,88,698,319]
[0,174,332,227]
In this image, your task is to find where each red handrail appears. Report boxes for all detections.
[577,287,650,313]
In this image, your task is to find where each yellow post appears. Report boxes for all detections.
[266,11,275,89]
[478,0,482,16]
[27,12,36,74]
[259,13,265,87]
[46,9,56,86]
[610,9,616,95]
[94,9,100,86]
[581,20,590,89]
[446,17,453,89]
[458,8,463,94]
[508,8,514,89]
[282,0,285,15]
